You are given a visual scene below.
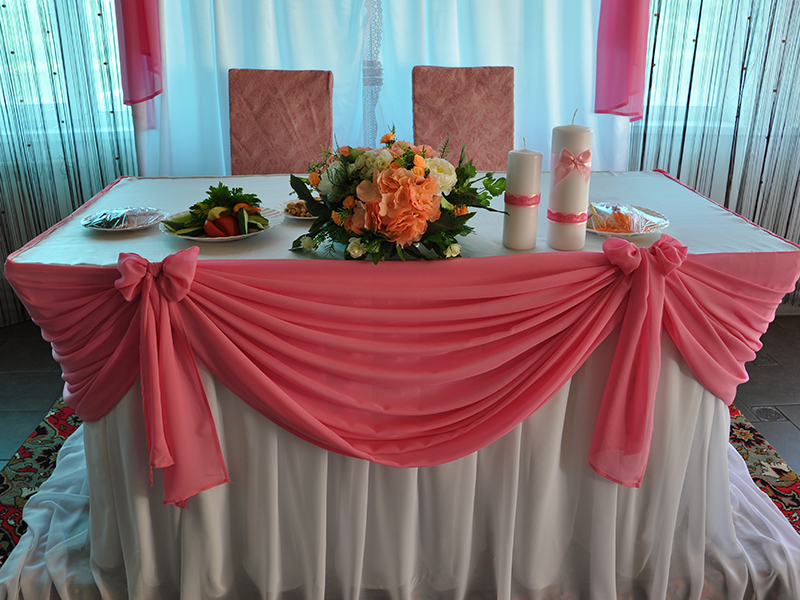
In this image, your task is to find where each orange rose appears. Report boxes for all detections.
[343,195,356,209]
[309,172,321,187]
[338,146,350,156]
[412,166,425,177]
[380,131,395,144]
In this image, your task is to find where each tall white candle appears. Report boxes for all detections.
[546,123,593,251]
[502,149,542,250]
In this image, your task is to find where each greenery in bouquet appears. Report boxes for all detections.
[290,128,506,263]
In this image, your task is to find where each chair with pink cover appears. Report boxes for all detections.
[229,69,333,175]
[412,66,514,172]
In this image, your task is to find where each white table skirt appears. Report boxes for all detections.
[3,332,800,600]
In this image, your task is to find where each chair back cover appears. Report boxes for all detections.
[229,69,333,175]
[412,66,514,171]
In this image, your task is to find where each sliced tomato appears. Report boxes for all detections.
[233,202,260,215]
[204,219,227,237]
[215,215,240,236]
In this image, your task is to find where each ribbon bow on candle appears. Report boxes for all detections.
[552,148,592,185]
[115,246,230,508]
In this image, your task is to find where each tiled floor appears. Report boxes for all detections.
[1,315,800,471]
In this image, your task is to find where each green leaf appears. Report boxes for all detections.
[290,174,317,205]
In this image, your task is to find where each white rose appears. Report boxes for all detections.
[346,237,366,259]
[318,161,344,197]
[444,242,461,258]
[300,236,316,251]
[427,157,458,196]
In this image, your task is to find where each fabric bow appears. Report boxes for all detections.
[552,148,592,185]
[590,235,688,487]
[115,246,198,302]
[114,246,229,507]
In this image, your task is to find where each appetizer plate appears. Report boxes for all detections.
[586,205,669,238]
[81,207,168,231]
[278,200,316,220]
[159,206,284,242]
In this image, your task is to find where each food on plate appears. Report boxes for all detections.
[284,200,313,218]
[160,183,269,237]
[588,203,666,234]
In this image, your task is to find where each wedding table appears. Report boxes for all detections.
[2,171,800,600]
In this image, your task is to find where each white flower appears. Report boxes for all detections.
[346,237,366,259]
[427,157,458,196]
[358,149,393,179]
[444,243,461,258]
[318,160,345,197]
[300,236,316,251]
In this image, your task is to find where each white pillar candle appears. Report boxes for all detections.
[502,149,543,250]
[546,124,593,251]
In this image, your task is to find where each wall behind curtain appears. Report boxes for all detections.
[141,0,631,177]
[0,0,138,326]
[629,0,800,304]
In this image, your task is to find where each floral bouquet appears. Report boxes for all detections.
[290,129,505,262]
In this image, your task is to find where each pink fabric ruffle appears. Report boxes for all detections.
[6,237,800,506]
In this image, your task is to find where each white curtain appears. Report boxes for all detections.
[138,0,631,177]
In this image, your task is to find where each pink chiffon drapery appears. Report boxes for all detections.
[114,0,162,104]
[6,237,800,506]
[595,0,651,120]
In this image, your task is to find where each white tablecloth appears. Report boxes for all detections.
[2,172,800,599]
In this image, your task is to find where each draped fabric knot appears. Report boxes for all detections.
[115,246,199,302]
[590,234,688,487]
[552,148,592,185]
[602,234,687,276]
[112,245,228,507]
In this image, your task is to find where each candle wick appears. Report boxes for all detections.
[572,109,578,125]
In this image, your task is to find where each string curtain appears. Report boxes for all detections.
[629,0,800,305]
[0,0,137,326]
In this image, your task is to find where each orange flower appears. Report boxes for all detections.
[453,204,469,217]
[411,166,425,177]
[343,195,356,209]
[338,146,350,156]
[380,131,395,144]
[331,211,344,226]
[413,154,426,169]
[309,172,321,187]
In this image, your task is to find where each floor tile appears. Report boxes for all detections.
[0,410,49,462]
[0,339,59,372]
[0,372,64,411]
[735,402,761,423]
[0,320,44,342]
[748,420,800,473]
[736,363,800,407]
[773,315,800,342]
[777,404,800,429]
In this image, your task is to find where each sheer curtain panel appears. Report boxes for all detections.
[629,0,800,305]
[0,0,137,326]
[140,0,632,177]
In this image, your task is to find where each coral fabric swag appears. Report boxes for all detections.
[6,236,800,506]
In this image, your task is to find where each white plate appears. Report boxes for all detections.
[586,205,669,238]
[81,207,168,231]
[159,206,284,242]
[278,200,316,220]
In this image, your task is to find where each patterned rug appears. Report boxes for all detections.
[1,401,799,568]
[0,398,82,567]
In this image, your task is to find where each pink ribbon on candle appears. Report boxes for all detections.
[504,192,541,207]
[552,148,592,185]
[547,209,589,224]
